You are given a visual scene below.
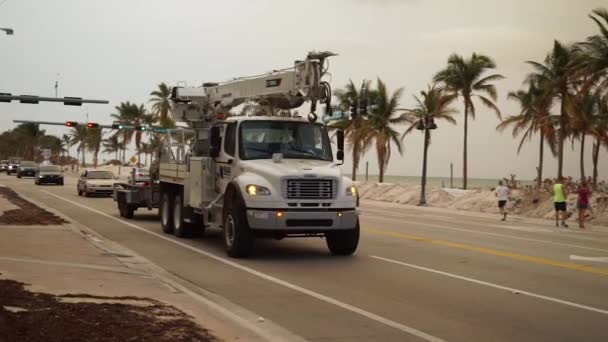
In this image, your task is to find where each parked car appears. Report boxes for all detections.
[127,168,150,184]
[7,162,19,175]
[17,161,38,178]
[35,165,64,185]
[0,160,8,173]
[77,170,117,197]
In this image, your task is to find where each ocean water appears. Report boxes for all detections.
[355,175,534,189]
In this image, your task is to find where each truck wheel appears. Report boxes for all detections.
[172,194,191,238]
[326,220,360,256]
[160,192,174,234]
[17,174,21,179]
[224,197,254,258]
[124,205,134,219]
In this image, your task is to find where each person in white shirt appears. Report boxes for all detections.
[495,181,511,221]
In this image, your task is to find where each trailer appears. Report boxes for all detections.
[113,181,160,219]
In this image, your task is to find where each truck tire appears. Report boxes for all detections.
[326,219,360,256]
[224,197,254,258]
[124,206,135,219]
[160,192,174,234]
[172,194,191,238]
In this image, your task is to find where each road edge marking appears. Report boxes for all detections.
[371,255,608,315]
[570,255,608,263]
[40,190,446,342]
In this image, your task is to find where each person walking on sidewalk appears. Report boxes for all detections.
[577,181,591,229]
[496,180,510,221]
[553,177,569,228]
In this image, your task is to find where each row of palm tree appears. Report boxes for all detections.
[498,8,608,188]
[339,7,608,194]
[64,82,174,168]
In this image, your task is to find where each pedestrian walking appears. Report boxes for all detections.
[577,181,591,230]
[553,177,568,228]
[495,180,510,221]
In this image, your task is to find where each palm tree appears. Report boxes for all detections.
[70,126,89,167]
[334,80,375,181]
[14,123,46,161]
[149,82,175,128]
[526,41,578,179]
[111,102,138,164]
[434,53,504,189]
[591,94,608,187]
[497,82,557,188]
[103,135,122,161]
[402,84,458,205]
[577,8,608,93]
[363,78,408,183]
[61,134,71,160]
[86,128,103,168]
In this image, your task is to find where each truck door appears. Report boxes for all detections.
[216,122,237,194]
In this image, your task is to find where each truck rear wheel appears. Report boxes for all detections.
[326,219,360,256]
[172,194,191,238]
[224,198,254,258]
[160,192,174,234]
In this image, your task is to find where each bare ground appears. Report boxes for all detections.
[0,187,67,225]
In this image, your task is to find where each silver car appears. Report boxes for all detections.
[128,168,151,184]
[77,170,117,197]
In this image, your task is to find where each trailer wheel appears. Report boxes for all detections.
[224,197,254,258]
[123,205,134,219]
[160,192,174,234]
[326,219,360,256]
[172,194,191,238]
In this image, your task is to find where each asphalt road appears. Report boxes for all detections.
[3,173,608,342]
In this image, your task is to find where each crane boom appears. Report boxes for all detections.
[170,51,335,124]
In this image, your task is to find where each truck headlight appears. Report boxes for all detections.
[345,185,357,196]
[246,184,271,196]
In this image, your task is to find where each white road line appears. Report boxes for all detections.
[371,255,608,316]
[40,190,445,342]
[570,255,608,263]
[361,214,608,253]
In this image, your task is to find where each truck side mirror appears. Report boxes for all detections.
[210,126,221,158]
[336,130,344,162]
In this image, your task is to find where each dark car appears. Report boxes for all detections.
[17,161,38,178]
[0,160,8,173]
[35,165,64,185]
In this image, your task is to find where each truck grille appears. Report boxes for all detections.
[283,179,335,200]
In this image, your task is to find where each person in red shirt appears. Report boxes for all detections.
[577,181,591,229]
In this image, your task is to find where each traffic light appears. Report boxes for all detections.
[111,123,124,130]
[86,122,99,129]
[0,93,11,103]
[65,121,78,127]
[350,101,358,120]
[135,126,147,131]
[19,95,39,104]
[63,97,83,106]
[359,97,368,116]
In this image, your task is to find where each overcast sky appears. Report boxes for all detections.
[1,0,607,180]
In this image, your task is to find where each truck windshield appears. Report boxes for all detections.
[239,121,333,161]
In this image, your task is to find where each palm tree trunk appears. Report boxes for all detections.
[351,143,359,181]
[463,99,469,189]
[592,139,600,189]
[537,133,544,189]
[580,134,586,181]
[419,126,430,205]
[377,142,384,183]
[557,91,566,179]
[81,145,86,167]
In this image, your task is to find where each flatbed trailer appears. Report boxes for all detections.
[113,182,160,219]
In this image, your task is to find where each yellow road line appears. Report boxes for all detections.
[366,228,608,277]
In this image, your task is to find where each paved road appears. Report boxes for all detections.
[3,173,608,342]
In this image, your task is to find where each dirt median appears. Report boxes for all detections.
[0,187,67,225]
[0,277,217,342]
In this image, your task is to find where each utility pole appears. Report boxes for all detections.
[450,163,453,188]
[365,161,369,182]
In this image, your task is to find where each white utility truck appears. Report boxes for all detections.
[156,51,359,258]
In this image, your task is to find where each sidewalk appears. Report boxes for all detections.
[0,185,265,342]
[361,199,608,233]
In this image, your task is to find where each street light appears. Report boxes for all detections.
[1,28,14,35]
[416,115,438,206]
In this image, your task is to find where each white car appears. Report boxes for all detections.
[77,170,117,197]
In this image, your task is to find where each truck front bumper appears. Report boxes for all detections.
[246,209,358,230]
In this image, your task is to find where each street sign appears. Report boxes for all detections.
[42,149,51,159]
[129,156,138,165]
